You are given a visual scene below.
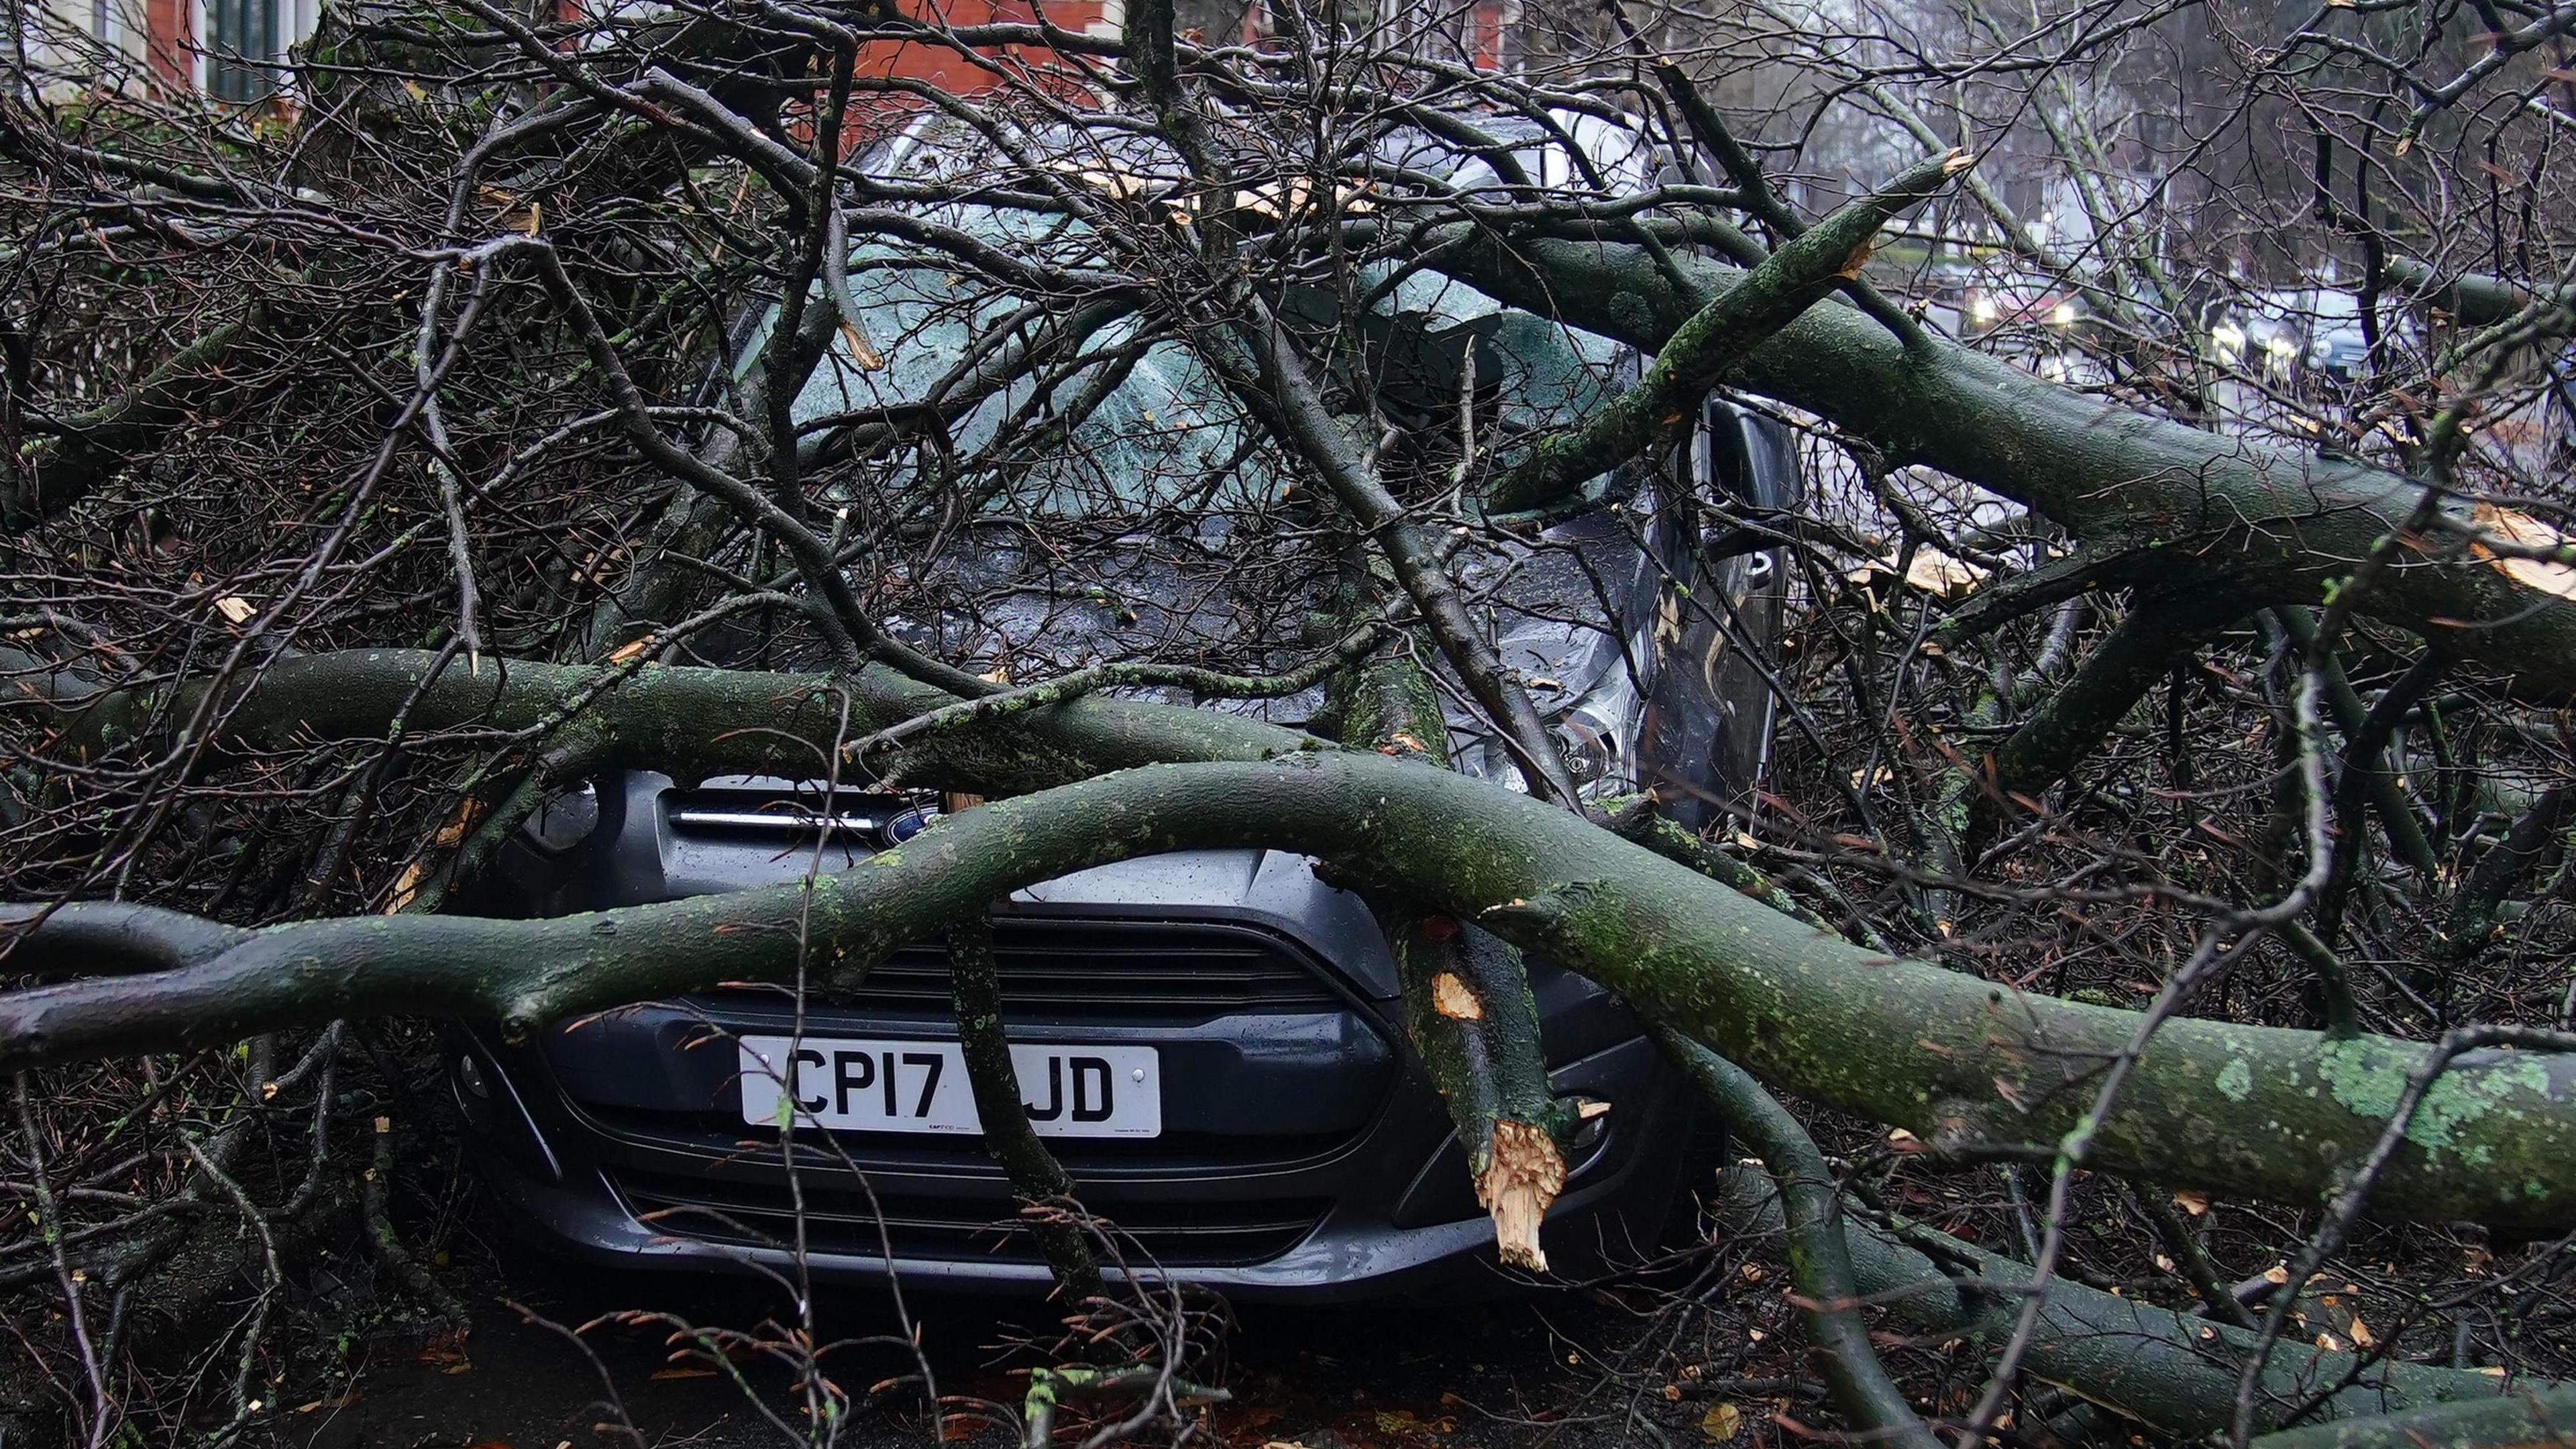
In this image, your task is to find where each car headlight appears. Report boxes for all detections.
[1551,709,1619,790]
[1458,704,1633,801]
[2049,300,2077,326]
[1969,295,1999,324]
[2265,333,2298,360]
[2210,321,2246,356]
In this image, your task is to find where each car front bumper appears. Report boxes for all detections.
[449,932,1697,1302]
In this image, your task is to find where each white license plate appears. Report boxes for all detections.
[735,1035,1161,1138]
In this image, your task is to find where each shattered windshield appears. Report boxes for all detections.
[775,199,1627,517]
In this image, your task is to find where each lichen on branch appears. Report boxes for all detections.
[7,752,2576,1232]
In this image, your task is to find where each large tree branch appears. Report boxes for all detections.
[1654,1029,1940,1449]
[1216,310,1584,804]
[46,647,1308,796]
[2378,256,2575,330]
[947,912,1104,1303]
[1485,150,1970,514]
[1431,238,2576,694]
[5,305,265,533]
[1976,586,2254,833]
[1705,1167,2548,1438]
[1336,640,1574,1268]
[9,752,2576,1232]
[2251,1385,2576,1449]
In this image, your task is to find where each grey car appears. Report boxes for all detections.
[447,120,1803,1301]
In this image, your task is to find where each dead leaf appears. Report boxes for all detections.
[1701,1402,1743,1442]
[213,596,256,625]
[474,184,540,235]
[2172,1189,2210,1216]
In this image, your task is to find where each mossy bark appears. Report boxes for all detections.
[12,753,2576,1232]
[1707,1167,2551,1438]
[1335,645,1575,1269]
[53,647,1309,796]
[1485,150,1969,513]
[1432,235,2576,696]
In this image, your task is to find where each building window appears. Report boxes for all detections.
[207,0,280,100]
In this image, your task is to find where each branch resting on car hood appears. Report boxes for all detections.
[9,751,2576,1237]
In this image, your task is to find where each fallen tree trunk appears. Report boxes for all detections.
[9,751,2576,1232]
[2249,1384,2576,1449]
[2378,256,2576,331]
[1705,1168,2551,1438]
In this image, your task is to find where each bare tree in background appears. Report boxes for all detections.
[5,0,2576,1442]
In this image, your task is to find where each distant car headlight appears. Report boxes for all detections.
[2265,333,2298,360]
[1970,295,1999,324]
[2049,301,2078,326]
[2210,321,2246,357]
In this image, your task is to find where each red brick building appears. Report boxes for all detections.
[42,0,1507,105]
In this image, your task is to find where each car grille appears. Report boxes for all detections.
[815,918,1346,1018]
[610,1167,1328,1269]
